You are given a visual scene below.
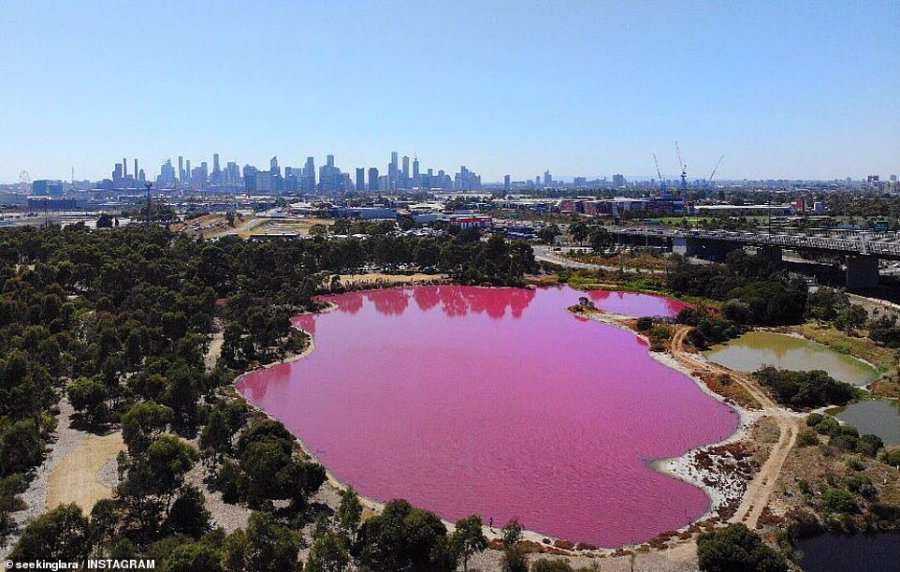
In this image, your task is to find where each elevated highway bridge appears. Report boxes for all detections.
[610,227,900,288]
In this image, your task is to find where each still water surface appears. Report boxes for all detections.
[238,286,737,546]
[835,399,900,446]
[705,331,878,386]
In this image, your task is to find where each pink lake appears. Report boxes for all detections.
[237,285,738,546]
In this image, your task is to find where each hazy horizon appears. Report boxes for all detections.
[2,0,898,183]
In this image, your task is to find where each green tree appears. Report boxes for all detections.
[450,515,488,572]
[697,524,787,572]
[10,503,90,563]
[67,377,109,425]
[121,401,174,454]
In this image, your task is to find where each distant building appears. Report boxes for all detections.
[31,180,64,196]
[504,174,511,192]
[612,173,626,187]
[368,167,379,192]
[543,170,552,186]
[355,168,365,192]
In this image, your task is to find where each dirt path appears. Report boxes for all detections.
[669,326,800,529]
[205,324,225,372]
[46,431,124,513]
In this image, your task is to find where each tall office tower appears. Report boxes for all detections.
[270,156,280,176]
[212,153,221,183]
[390,151,399,190]
[535,176,541,187]
[185,160,192,184]
[504,174,511,191]
[412,156,420,180]
[355,168,365,192]
[302,157,316,192]
[134,159,138,182]
[178,156,184,182]
[123,158,128,178]
[402,155,410,183]
[326,154,334,168]
[113,163,124,185]
[368,167,379,192]
[543,170,552,186]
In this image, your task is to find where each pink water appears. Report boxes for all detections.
[237,286,738,546]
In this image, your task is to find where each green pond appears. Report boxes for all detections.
[705,331,878,387]
[835,400,900,446]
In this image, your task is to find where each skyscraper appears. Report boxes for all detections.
[412,156,420,181]
[134,159,138,182]
[368,167,379,192]
[543,170,552,186]
[355,168,365,192]
[185,160,192,185]
[270,156,280,176]
[504,174,511,191]
[178,156,184,183]
[302,157,316,193]
[123,158,128,178]
[212,153,221,184]
[402,155,410,186]
[389,151,398,191]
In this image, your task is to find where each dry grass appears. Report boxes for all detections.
[47,431,124,512]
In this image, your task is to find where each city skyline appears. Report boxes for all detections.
[2,1,898,182]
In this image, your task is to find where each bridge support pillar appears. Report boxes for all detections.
[758,246,782,263]
[673,236,699,257]
[846,255,879,289]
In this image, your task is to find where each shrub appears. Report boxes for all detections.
[805,413,824,427]
[830,434,859,453]
[846,475,878,500]
[858,434,884,457]
[883,448,900,468]
[815,416,841,436]
[798,429,819,447]
[846,457,866,471]
[636,316,654,331]
[823,488,858,514]
[697,524,787,572]
[754,367,859,409]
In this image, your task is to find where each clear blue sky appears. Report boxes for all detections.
[2,0,898,183]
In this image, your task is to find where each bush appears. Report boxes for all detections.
[883,448,900,467]
[846,457,866,471]
[815,416,841,436]
[697,524,787,572]
[798,429,819,447]
[722,299,752,324]
[823,488,858,514]
[636,316,654,331]
[846,475,878,500]
[754,367,859,409]
[858,434,884,457]
[531,559,574,572]
[830,434,859,453]
[806,413,824,427]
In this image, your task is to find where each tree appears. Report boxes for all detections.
[500,519,528,572]
[67,377,109,425]
[335,487,362,537]
[10,503,90,563]
[569,222,589,244]
[697,524,787,572]
[225,512,302,572]
[163,542,225,572]
[354,499,455,572]
[306,530,350,572]
[450,515,488,572]
[537,224,561,244]
[121,401,174,454]
[164,485,212,538]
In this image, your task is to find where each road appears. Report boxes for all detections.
[532,245,665,274]
[669,326,799,529]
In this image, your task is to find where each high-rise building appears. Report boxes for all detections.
[156,159,177,188]
[389,151,398,191]
[402,155,410,186]
[123,158,128,178]
[134,159,138,182]
[302,157,316,192]
[368,167,379,192]
[543,170,552,186]
[504,175,511,191]
[270,156,280,177]
[355,168,365,191]
[185,160,192,185]
[178,156,184,183]
[454,165,482,191]
[412,157,420,181]
[612,173,626,187]
[212,153,221,184]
